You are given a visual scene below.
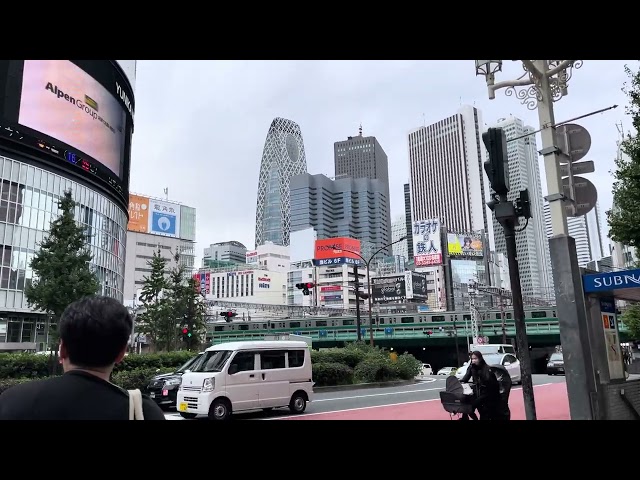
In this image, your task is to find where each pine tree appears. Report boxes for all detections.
[137,249,173,352]
[167,252,207,351]
[25,189,100,370]
[608,64,640,253]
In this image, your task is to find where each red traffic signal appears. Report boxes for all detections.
[305,282,315,289]
[182,328,188,334]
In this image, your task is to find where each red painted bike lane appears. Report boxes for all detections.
[279,382,570,420]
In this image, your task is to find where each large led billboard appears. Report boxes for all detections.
[0,60,134,207]
[19,60,126,177]
[313,237,362,267]
[412,218,442,266]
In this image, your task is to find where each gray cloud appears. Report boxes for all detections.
[129,60,634,262]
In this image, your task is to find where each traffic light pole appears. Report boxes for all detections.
[353,264,362,341]
[494,198,537,421]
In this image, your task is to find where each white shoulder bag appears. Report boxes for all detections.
[128,389,145,420]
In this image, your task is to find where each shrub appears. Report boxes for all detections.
[110,367,175,391]
[353,357,397,383]
[393,353,422,380]
[0,353,50,379]
[312,362,353,387]
[113,351,196,372]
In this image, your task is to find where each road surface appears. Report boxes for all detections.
[164,374,569,420]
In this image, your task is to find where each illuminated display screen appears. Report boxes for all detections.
[0,60,134,204]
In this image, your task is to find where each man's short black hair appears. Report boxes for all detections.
[59,296,133,368]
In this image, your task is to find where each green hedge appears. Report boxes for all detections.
[0,350,200,395]
[311,342,422,387]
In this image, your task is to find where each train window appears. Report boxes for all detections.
[463,314,471,321]
[552,311,556,317]
[343,320,355,326]
[432,316,445,322]
[496,313,501,319]
[378,318,385,325]
[401,317,413,324]
[316,321,327,327]
[214,326,225,332]
[531,311,546,318]
[239,324,248,331]
[290,321,301,328]
[506,313,512,319]
[262,324,267,329]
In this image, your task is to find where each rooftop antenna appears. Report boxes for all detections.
[163,187,169,201]
[359,123,363,137]
[422,113,426,127]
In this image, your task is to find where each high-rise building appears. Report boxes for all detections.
[124,194,196,302]
[289,173,391,255]
[0,60,136,350]
[408,105,494,250]
[391,214,408,260]
[544,201,605,268]
[202,241,247,267]
[490,116,553,300]
[255,117,307,248]
[404,183,413,260]
[334,130,392,255]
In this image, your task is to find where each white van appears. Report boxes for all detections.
[176,340,313,420]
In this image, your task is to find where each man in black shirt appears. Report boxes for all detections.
[0,296,166,420]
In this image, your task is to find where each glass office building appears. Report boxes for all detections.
[0,154,127,349]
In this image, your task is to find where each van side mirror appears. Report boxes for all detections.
[228,364,238,375]
[504,362,511,366]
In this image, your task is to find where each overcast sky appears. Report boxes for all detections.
[128,60,634,263]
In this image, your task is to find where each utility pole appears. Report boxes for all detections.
[499,292,507,344]
[353,264,362,341]
[483,127,537,420]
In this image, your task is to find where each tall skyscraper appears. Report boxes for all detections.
[334,129,392,255]
[544,201,605,268]
[408,105,494,248]
[391,214,408,259]
[255,117,307,248]
[404,183,414,260]
[491,116,553,300]
[289,173,391,254]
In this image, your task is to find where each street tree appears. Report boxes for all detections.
[622,305,640,340]
[608,64,640,252]
[25,190,100,372]
[167,252,207,350]
[137,249,173,352]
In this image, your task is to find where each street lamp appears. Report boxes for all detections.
[473,60,596,421]
[334,236,408,346]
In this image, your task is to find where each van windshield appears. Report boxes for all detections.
[191,350,232,373]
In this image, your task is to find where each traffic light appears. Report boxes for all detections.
[482,127,510,196]
[182,327,192,339]
[514,189,532,219]
[295,282,315,295]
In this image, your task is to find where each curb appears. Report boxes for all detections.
[313,379,420,393]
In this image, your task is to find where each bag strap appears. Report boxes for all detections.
[128,389,145,420]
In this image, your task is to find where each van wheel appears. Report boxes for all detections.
[208,398,231,421]
[179,412,197,419]
[289,392,307,414]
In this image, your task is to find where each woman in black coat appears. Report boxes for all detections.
[460,350,500,420]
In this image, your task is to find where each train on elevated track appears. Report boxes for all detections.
[207,306,558,335]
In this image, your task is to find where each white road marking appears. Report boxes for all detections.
[314,386,444,402]
[267,382,557,420]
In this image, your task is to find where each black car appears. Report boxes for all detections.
[547,352,564,375]
[146,353,204,409]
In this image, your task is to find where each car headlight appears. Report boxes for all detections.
[164,378,181,387]
[547,363,553,367]
[202,377,216,392]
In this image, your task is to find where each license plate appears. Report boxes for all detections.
[149,392,155,398]
[178,402,188,412]
[558,368,564,372]
[162,389,168,396]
